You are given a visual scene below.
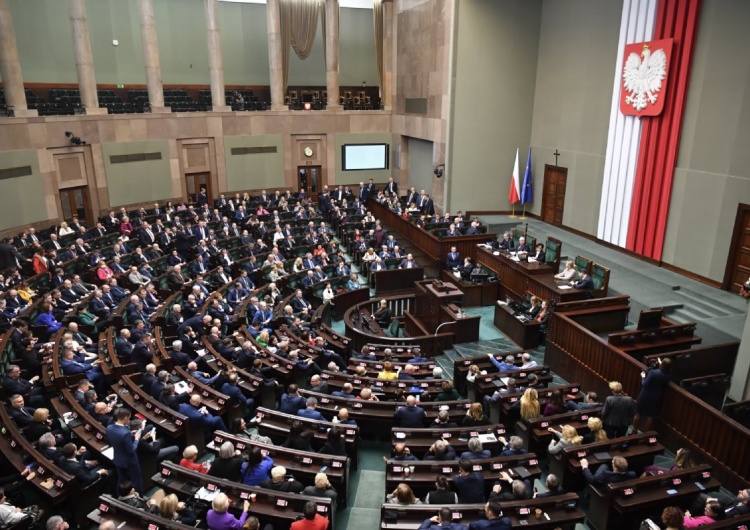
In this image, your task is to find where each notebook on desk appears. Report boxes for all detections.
[513,466,532,479]
[593,451,612,461]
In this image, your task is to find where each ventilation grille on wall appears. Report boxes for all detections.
[0,165,33,180]
[109,152,163,164]
[231,146,278,156]
[404,98,428,115]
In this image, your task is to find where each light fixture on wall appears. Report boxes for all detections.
[434,164,445,178]
[64,131,86,146]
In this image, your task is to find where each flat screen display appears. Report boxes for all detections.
[342,143,389,171]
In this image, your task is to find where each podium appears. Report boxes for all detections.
[403,279,479,343]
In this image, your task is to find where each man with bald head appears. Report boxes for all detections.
[332,383,355,400]
[177,394,226,432]
[335,407,356,425]
[394,395,426,428]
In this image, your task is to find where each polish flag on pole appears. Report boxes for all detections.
[509,148,521,205]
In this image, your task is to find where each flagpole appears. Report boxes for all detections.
[509,204,516,218]
[520,204,527,220]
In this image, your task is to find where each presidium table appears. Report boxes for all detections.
[475,245,587,349]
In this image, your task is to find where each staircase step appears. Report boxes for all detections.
[671,287,735,317]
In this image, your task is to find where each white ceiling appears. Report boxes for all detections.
[219,0,374,9]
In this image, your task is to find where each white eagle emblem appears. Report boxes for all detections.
[622,45,668,112]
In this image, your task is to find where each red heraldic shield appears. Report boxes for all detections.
[620,38,673,117]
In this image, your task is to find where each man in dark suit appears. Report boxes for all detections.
[178,394,227,432]
[454,459,486,505]
[169,339,191,366]
[467,501,511,530]
[297,397,326,421]
[384,177,399,197]
[59,442,110,486]
[3,365,45,407]
[393,396,426,428]
[280,385,307,414]
[220,374,254,411]
[399,254,418,269]
[358,182,369,204]
[515,236,530,255]
[419,508,469,530]
[7,394,36,427]
[107,408,143,492]
[131,333,155,372]
[572,269,594,292]
[446,247,461,270]
[421,194,435,216]
[0,239,29,270]
[581,456,636,488]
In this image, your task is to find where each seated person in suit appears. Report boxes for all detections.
[393,396,426,428]
[531,243,545,262]
[423,439,457,461]
[177,394,227,432]
[581,455,636,488]
[279,384,307,414]
[453,459,486,504]
[373,299,392,327]
[7,394,36,428]
[525,296,542,319]
[297,396,326,421]
[497,232,513,251]
[399,253,418,269]
[59,442,110,486]
[572,268,594,291]
[515,236,530,259]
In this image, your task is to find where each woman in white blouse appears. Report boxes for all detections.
[322,283,335,302]
[554,260,579,281]
[58,222,74,236]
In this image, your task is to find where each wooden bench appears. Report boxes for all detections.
[608,323,702,358]
[380,493,584,530]
[587,464,721,530]
[548,431,665,492]
[515,406,604,456]
[153,461,335,529]
[390,424,508,456]
[87,494,197,530]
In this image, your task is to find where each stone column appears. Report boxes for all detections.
[0,0,36,117]
[136,0,168,113]
[67,0,106,115]
[381,0,393,111]
[205,0,230,112]
[266,0,286,111]
[324,0,342,110]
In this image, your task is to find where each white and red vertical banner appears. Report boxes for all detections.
[598,0,658,248]
[598,0,701,261]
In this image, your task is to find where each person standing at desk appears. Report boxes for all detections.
[633,358,672,433]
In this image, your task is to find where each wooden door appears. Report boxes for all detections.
[186,173,211,205]
[723,204,750,291]
[541,165,567,226]
[297,165,321,201]
[59,186,93,226]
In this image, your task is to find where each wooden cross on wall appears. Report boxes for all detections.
[553,149,561,166]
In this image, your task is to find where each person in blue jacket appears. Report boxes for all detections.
[241,447,273,486]
[106,408,144,493]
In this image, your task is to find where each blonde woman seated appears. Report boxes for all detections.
[520,388,541,421]
[547,425,583,456]
[386,483,422,505]
[555,260,579,281]
[292,257,305,274]
[153,493,197,526]
[582,417,608,444]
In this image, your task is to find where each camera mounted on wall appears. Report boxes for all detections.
[65,131,86,145]
[434,164,445,178]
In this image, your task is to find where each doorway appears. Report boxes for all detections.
[297,166,321,201]
[186,173,212,206]
[59,187,93,226]
[723,204,750,291]
[541,165,567,226]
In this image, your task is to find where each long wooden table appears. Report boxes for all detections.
[476,246,588,303]
[368,200,496,267]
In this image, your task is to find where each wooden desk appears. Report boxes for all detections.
[254,407,359,470]
[439,270,499,307]
[384,453,541,499]
[390,425,508,456]
[374,267,424,295]
[380,494,585,530]
[88,495,197,530]
[476,247,588,303]
[549,431,665,492]
[493,303,541,349]
[153,461,335,529]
